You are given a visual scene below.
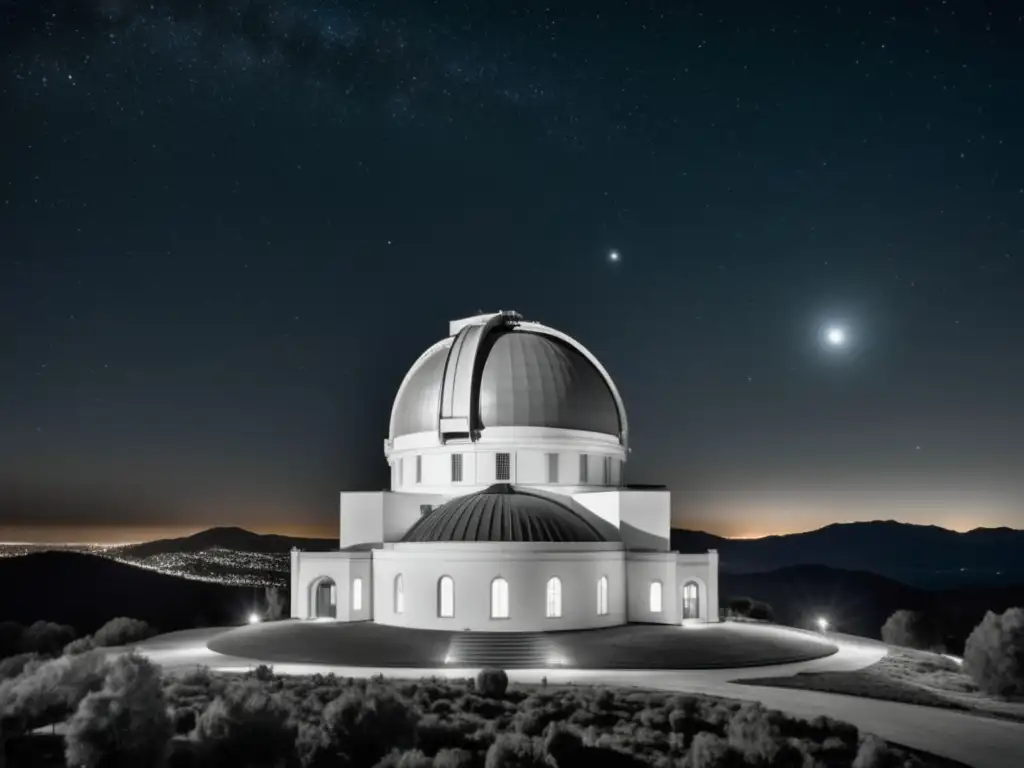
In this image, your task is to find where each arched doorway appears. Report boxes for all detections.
[681,580,701,621]
[311,577,337,619]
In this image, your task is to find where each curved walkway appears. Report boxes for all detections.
[206,619,838,669]
[132,627,1024,768]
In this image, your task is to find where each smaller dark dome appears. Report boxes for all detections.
[400,484,617,544]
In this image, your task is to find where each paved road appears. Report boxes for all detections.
[132,627,1024,768]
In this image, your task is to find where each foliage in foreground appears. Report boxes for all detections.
[881,610,946,653]
[0,651,954,767]
[156,667,935,768]
[963,606,1024,697]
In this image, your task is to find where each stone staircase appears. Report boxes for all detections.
[445,632,570,669]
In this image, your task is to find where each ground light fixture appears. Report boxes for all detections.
[816,617,829,632]
[249,612,261,625]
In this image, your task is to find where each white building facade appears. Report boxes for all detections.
[290,311,719,632]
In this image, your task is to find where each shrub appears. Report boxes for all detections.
[726,597,774,623]
[880,610,944,652]
[0,650,109,730]
[265,587,287,621]
[21,620,77,657]
[312,685,419,766]
[963,607,1024,696]
[485,732,546,768]
[0,652,38,681]
[852,734,898,768]
[253,664,275,682]
[173,706,198,735]
[376,748,435,768]
[434,747,476,768]
[65,652,173,768]
[92,617,156,648]
[476,668,509,699]
[686,731,743,768]
[193,679,298,767]
[65,636,97,656]
[542,723,584,765]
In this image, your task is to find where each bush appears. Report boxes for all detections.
[963,607,1024,696]
[265,587,287,621]
[0,651,110,740]
[311,685,419,766]
[173,706,198,735]
[65,652,173,768]
[193,679,298,767]
[476,668,509,699]
[65,636,97,656]
[21,620,77,657]
[434,747,476,768]
[881,610,945,652]
[726,597,774,622]
[485,732,547,768]
[0,652,39,681]
[92,617,156,648]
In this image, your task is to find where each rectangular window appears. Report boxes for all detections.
[496,452,510,481]
[451,453,463,482]
[398,458,403,486]
[579,454,588,484]
[352,578,362,612]
[603,456,612,485]
[415,455,422,484]
[547,453,559,483]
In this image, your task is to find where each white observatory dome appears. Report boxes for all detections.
[385,311,628,495]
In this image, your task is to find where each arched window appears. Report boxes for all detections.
[546,577,562,618]
[438,576,455,618]
[394,574,405,614]
[352,577,363,612]
[649,581,663,613]
[682,581,700,620]
[491,577,510,619]
[597,575,609,616]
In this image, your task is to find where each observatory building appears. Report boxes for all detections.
[290,311,719,632]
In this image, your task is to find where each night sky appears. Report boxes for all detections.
[3,1,1022,543]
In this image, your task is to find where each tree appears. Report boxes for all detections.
[64,652,172,768]
[92,618,156,648]
[880,610,944,652]
[0,651,109,766]
[193,680,297,767]
[264,587,287,621]
[20,621,76,657]
[963,607,1024,696]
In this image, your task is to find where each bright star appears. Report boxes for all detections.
[826,327,846,346]
[609,250,620,263]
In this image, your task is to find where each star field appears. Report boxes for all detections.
[2,1,1023,541]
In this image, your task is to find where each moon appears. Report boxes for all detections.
[826,326,846,347]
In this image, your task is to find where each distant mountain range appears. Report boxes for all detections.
[115,526,337,558]
[672,520,1024,588]
[721,565,1024,654]
[113,520,1024,590]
